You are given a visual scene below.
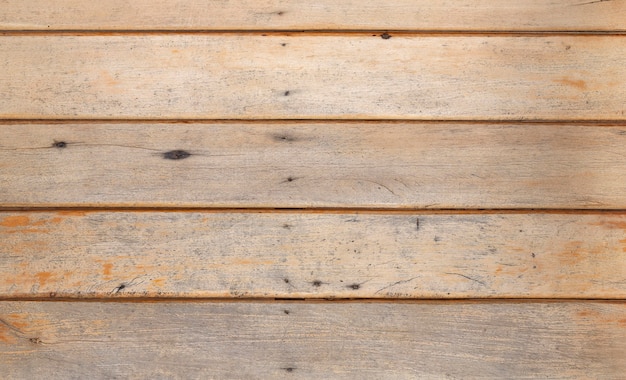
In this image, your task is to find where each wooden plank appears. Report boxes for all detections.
[2,123,626,208]
[1,301,624,378]
[2,211,625,298]
[1,36,624,120]
[0,0,624,31]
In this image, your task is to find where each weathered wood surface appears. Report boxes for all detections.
[1,301,625,378]
[2,123,626,208]
[1,36,624,120]
[0,0,624,31]
[2,211,625,299]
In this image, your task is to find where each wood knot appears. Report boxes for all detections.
[163,150,191,160]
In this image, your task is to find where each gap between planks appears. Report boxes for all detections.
[2,119,626,125]
[0,298,624,304]
[2,30,626,36]
[3,207,626,214]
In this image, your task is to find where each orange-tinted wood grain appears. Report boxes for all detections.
[1,211,625,299]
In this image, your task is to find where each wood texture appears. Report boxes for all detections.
[2,211,625,299]
[1,36,625,120]
[0,0,624,31]
[2,123,626,208]
[1,301,625,378]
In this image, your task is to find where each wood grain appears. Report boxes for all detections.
[2,123,626,208]
[1,301,625,378]
[1,36,624,120]
[0,0,624,31]
[2,211,625,299]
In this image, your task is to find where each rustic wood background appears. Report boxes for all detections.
[1,1,625,378]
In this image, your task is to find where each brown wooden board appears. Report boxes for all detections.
[2,211,625,299]
[1,301,625,378]
[1,36,624,120]
[1,0,624,31]
[2,123,626,208]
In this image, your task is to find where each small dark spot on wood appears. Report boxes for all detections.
[271,133,297,142]
[416,218,420,231]
[284,90,290,96]
[281,43,287,47]
[565,45,571,50]
[52,141,67,148]
[434,236,441,242]
[348,283,360,290]
[29,338,42,344]
[163,150,191,160]
[284,310,290,314]
[531,253,536,258]
[277,11,284,16]
[381,32,391,39]
[312,280,322,287]
[287,177,295,182]
[283,278,290,283]
[283,367,295,372]
[533,265,537,269]
[114,283,126,293]
[283,224,292,229]
[519,230,523,233]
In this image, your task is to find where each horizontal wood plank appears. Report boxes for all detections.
[2,211,625,298]
[1,36,624,120]
[0,0,624,31]
[2,123,626,208]
[1,301,625,378]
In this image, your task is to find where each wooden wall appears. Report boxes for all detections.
[1,1,625,377]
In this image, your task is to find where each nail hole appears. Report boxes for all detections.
[381,32,391,39]
[52,141,67,148]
